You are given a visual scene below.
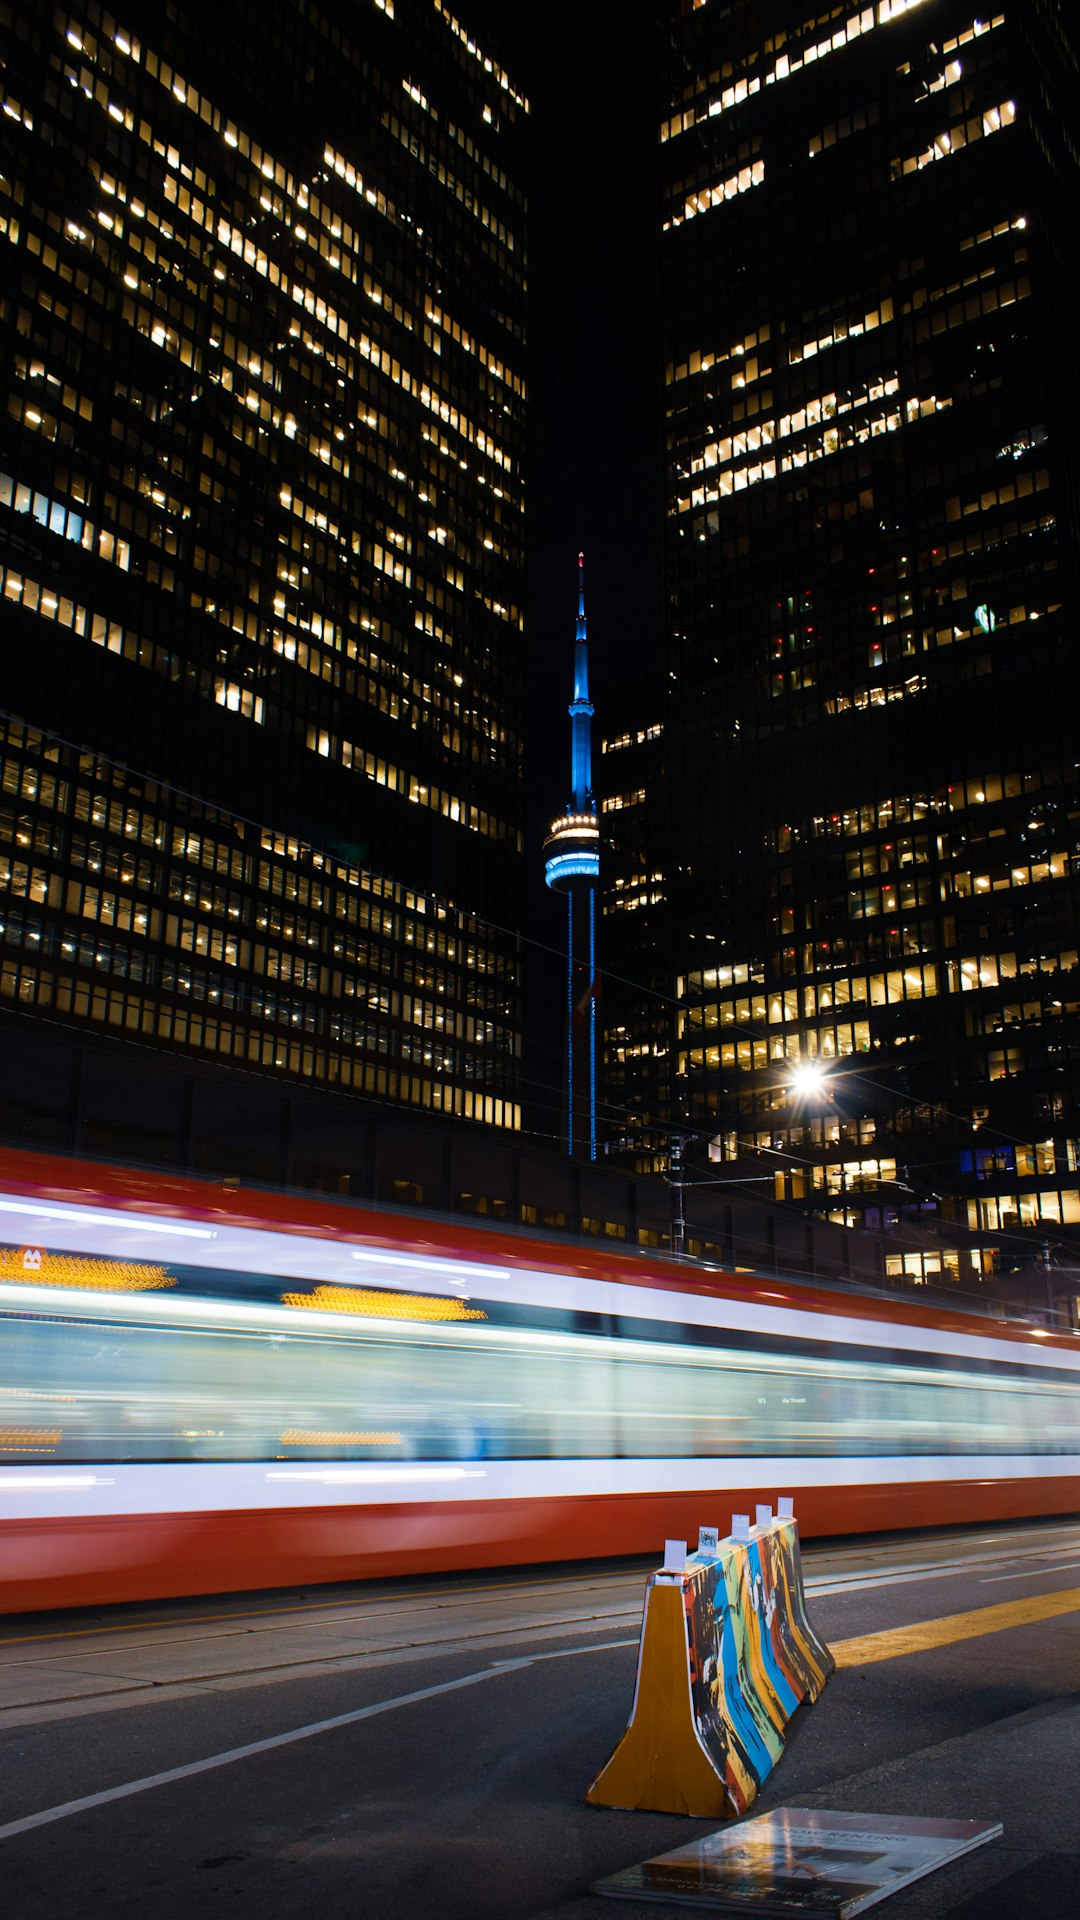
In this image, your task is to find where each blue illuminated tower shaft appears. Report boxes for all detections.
[543,554,600,1159]
[570,558,592,808]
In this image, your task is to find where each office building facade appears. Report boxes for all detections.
[0,0,527,1130]
[640,0,1080,1283]
[598,682,670,1171]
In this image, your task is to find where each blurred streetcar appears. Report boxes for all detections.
[1,1147,1078,1612]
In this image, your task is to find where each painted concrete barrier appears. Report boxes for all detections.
[586,1502,834,1819]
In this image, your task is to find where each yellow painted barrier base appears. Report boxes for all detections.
[587,1514,833,1820]
[587,1584,739,1820]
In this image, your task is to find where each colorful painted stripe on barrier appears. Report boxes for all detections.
[586,1504,834,1820]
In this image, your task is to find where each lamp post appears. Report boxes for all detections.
[670,1133,687,1257]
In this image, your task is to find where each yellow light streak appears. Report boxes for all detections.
[279,1428,403,1446]
[0,1427,62,1451]
[279,1284,485,1322]
[0,1247,175,1292]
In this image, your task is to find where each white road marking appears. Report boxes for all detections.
[0,1636,636,1843]
[806,1539,1080,1600]
[979,1560,1080,1583]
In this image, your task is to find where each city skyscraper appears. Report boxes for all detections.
[611,0,1080,1290]
[0,0,527,1132]
[544,554,600,1158]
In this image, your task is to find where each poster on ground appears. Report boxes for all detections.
[592,1806,1002,1916]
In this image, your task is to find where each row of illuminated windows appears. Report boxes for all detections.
[0,561,516,840]
[603,889,665,915]
[343,980,510,1051]
[7,345,96,422]
[963,1143,1080,1180]
[0,824,507,979]
[773,771,1061,851]
[660,0,950,141]
[35,130,520,489]
[424,298,523,399]
[50,877,494,1001]
[919,596,1058,656]
[946,854,1072,897]
[601,790,647,814]
[787,296,895,367]
[445,115,518,201]
[381,110,518,255]
[846,838,936,878]
[911,242,1028,320]
[970,1191,1080,1230]
[0,950,518,1127]
[805,1158,897,1195]
[970,1002,1080,1042]
[955,952,1080,993]
[684,942,1080,1018]
[665,325,771,390]
[808,102,880,155]
[666,246,1025,423]
[885,1249,998,1285]
[677,1024,872,1076]
[711,1117,879,1161]
[676,377,1032,524]
[263,641,503,768]
[785,232,1024,369]
[665,158,764,231]
[63,2,525,255]
[430,1,529,114]
[335,943,502,1012]
[0,469,117,560]
[943,457,1045,524]
[0,857,509,1001]
[602,725,662,755]
[338,635,513,755]
[306,727,518,846]
[892,99,1015,178]
[688,375,900,476]
[682,968,940,1036]
[0,904,513,1062]
[786,930,941,984]
[676,401,905,512]
[0,718,510,971]
[824,673,932,717]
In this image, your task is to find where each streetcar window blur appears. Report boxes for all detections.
[2,1282,1076,1465]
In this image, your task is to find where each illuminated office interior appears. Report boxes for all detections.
[633,0,1080,1285]
[0,0,527,1130]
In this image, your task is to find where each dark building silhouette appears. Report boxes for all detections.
[0,0,527,1131]
[604,0,1080,1296]
[597,677,670,1172]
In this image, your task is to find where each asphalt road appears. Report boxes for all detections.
[1,1518,1078,1918]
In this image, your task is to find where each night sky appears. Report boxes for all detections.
[464,3,663,1142]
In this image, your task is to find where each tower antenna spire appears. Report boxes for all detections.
[543,552,601,1159]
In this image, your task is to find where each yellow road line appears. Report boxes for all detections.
[832,1584,1080,1666]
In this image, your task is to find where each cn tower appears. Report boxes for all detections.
[544,554,600,1159]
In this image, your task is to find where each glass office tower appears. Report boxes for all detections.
[650,0,1080,1280]
[0,0,527,1130]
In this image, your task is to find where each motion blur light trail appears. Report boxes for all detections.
[0,1146,1077,1612]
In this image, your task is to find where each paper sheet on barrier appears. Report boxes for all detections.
[592,1807,1002,1915]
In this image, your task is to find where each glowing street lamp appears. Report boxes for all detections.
[788,1057,829,1098]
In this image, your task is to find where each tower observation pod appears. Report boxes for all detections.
[544,553,600,1160]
